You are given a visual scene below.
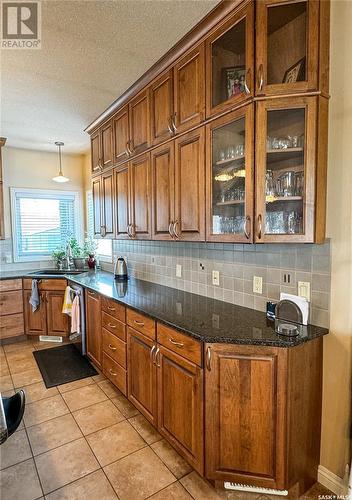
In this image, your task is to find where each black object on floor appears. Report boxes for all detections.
[33,344,98,388]
[1,390,25,444]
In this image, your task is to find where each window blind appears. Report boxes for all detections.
[13,190,76,260]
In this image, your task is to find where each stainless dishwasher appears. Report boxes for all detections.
[67,281,86,356]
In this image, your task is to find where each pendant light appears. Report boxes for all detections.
[52,141,69,183]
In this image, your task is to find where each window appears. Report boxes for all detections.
[11,188,81,262]
[86,191,112,261]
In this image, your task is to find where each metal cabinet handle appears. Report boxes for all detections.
[244,67,251,95]
[107,322,116,329]
[109,368,117,376]
[167,117,174,135]
[173,220,180,239]
[258,64,264,91]
[155,347,161,367]
[88,291,96,297]
[206,346,211,371]
[100,225,106,238]
[172,112,177,133]
[257,214,262,240]
[108,344,117,351]
[134,320,144,327]
[128,140,135,155]
[126,142,131,156]
[168,221,174,238]
[127,224,132,238]
[169,338,184,348]
[108,306,115,311]
[244,215,251,239]
[131,223,136,238]
[150,345,156,363]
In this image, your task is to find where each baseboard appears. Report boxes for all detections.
[318,465,348,495]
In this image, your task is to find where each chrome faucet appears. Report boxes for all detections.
[64,242,73,270]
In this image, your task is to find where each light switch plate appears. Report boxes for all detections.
[253,276,263,294]
[212,270,220,286]
[176,264,182,278]
[298,281,311,302]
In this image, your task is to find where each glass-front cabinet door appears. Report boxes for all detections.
[256,0,319,96]
[206,2,254,118]
[255,96,317,243]
[206,105,253,242]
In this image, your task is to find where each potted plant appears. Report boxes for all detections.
[51,248,66,269]
[83,236,98,269]
[68,237,86,269]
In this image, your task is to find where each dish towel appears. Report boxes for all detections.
[62,286,73,316]
[71,295,80,334]
[29,280,40,312]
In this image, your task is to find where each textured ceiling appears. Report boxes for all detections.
[1,0,218,154]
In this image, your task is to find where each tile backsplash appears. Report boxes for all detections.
[102,239,331,329]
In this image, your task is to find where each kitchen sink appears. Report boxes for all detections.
[28,269,86,276]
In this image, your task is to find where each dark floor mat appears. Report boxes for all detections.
[33,344,98,388]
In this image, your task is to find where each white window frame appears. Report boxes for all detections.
[10,187,83,263]
[86,190,113,263]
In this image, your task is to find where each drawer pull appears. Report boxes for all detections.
[206,346,212,371]
[107,306,116,311]
[107,323,116,329]
[169,338,184,348]
[134,320,145,327]
[150,345,156,362]
[88,291,96,296]
[155,347,160,367]
[109,368,117,376]
[108,344,117,351]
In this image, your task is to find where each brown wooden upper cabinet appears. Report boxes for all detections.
[91,121,113,174]
[174,127,205,241]
[129,89,150,155]
[206,2,254,118]
[150,44,205,146]
[92,171,115,238]
[255,95,323,243]
[206,104,254,243]
[256,0,324,96]
[113,105,130,165]
[114,153,151,240]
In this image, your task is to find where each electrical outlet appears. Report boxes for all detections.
[212,270,220,286]
[176,302,183,315]
[212,313,220,329]
[176,264,182,278]
[298,281,311,301]
[253,276,263,294]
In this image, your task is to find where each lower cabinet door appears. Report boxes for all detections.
[85,290,102,368]
[103,351,127,395]
[205,343,284,489]
[157,345,204,474]
[127,327,157,426]
[46,291,69,336]
[23,290,47,335]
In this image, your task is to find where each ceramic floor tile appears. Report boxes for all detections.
[57,376,95,394]
[0,374,13,392]
[45,469,118,500]
[27,413,82,455]
[86,420,146,467]
[72,399,125,435]
[104,446,176,500]
[151,439,193,479]
[6,351,37,374]
[3,341,35,354]
[12,367,42,388]
[92,371,106,383]
[35,437,99,494]
[129,414,162,444]
[61,383,107,411]
[180,471,222,499]
[0,458,42,500]
[149,482,193,499]
[111,393,140,418]
[24,394,69,427]
[0,361,9,377]
[0,429,32,470]
[18,381,58,403]
[98,379,122,398]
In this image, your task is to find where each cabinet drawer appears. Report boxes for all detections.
[0,279,22,291]
[102,328,126,368]
[157,323,202,366]
[127,309,155,340]
[101,296,126,322]
[102,311,126,341]
[0,290,23,316]
[23,278,67,291]
[103,352,127,395]
[0,313,24,339]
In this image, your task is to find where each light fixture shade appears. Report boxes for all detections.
[53,141,69,183]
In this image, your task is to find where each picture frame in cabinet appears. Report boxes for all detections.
[282,57,306,84]
[223,66,246,100]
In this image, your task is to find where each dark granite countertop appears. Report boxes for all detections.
[0,270,33,280]
[67,271,329,348]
